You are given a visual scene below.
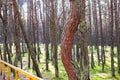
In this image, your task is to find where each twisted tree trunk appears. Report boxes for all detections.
[60,0,80,80]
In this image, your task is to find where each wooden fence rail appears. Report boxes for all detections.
[0,60,42,80]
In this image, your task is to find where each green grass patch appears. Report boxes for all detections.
[2,44,120,80]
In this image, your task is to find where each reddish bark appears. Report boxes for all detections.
[60,0,80,80]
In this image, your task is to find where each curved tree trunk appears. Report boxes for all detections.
[60,0,80,80]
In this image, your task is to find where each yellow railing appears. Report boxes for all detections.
[0,60,42,80]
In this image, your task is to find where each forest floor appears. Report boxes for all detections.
[1,45,120,80]
[20,46,120,80]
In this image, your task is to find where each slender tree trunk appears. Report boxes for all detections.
[59,0,66,44]
[114,0,120,73]
[98,0,105,71]
[8,0,13,57]
[3,0,12,64]
[118,0,120,74]
[41,0,46,43]
[21,39,25,56]
[107,0,111,46]
[76,32,80,63]
[45,0,49,71]
[92,0,100,66]
[88,0,95,69]
[14,0,23,69]
[12,0,42,77]
[0,47,3,60]
[27,0,31,68]
[30,0,37,59]
[34,0,41,62]
[13,24,22,68]
[13,13,22,69]
[110,0,115,77]
[51,0,59,77]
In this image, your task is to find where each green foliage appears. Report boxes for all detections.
[52,77,64,80]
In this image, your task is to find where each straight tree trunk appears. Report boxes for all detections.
[80,0,90,80]
[59,0,66,44]
[8,0,13,57]
[27,0,31,68]
[30,0,37,59]
[88,0,95,69]
[98,0,105,71]
[114,0,120,73]
[12,0,42,77]
[0,47,2,60]
[45,0,49,71]
[34,0,41,62]
[107,0,111,46]
[118,0,120,73]
[51,0,59,77]
[92,0,100,65]
[110,0,115,77]
[41,0,46,43]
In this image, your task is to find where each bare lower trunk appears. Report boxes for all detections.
[92,0,100,65]
[98,0,105,71]
[110,0,115,77]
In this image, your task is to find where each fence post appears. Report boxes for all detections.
[29,77,33,80]
[8,66,11,80]
[2,63,5,80]
[15,70,18,80]
[0,62,2,74]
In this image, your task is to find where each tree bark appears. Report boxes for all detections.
[30,0,37,59]
[118,0,120,74]
[3,0,12,64]
[60,0,80,80]
[88,0,95,69]
[98,0,105,71]
[114,0,120,73]
[27,0,31,68]
[12,0,42,77]
[34,0,41,62]
[92,0,100,65]
[80,0,90,80]
[110,0,115,77]
[51,0,59,77]
[45,0,49,71]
